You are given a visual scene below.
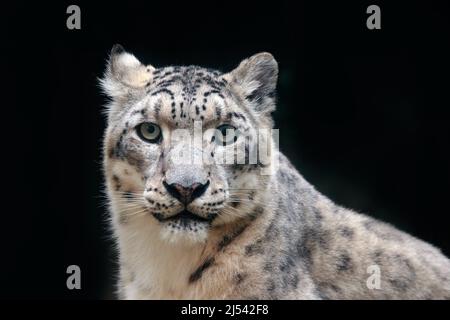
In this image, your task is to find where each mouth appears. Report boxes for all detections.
[155,209,213,244]
[153,210,211,224]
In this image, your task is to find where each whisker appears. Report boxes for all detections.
[110,200,141,205]
[110,198,146,203]
[110,190,145,194]
[118,207,149,217]
[220,207,248,219]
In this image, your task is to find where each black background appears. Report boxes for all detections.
[2,0,449,299]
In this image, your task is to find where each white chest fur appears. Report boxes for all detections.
[116,215,208,299]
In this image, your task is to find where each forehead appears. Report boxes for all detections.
[130,66,236,128]
[152,65,225,90]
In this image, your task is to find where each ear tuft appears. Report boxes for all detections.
[111,43,125,55]
[225,52,278,113]
[100,44,155,99]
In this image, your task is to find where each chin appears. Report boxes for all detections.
[158,214,211,245]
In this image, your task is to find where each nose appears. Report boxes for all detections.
[163,180,210,204]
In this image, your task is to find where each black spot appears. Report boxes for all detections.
[318,282,342,295]
[246,90,259,101]
[263,261,274,272]
[245,238,264,256]
[154,103,161,119]
[313,208,323,221]
[248,206,264,220]
[215,106,222,118]
[336,253,352,271]
[387,255,416,291]
[389,278,410,291]
[150,88,174,98]
[152,212,164,221]
[218,224,248,251]
[279,255,296,272]
[291,274,300,289]
[296,237,312,268]
[235,273,246,284]
[372,249,384,265]
[263,218,279,241]
[339,226,354,239]
[267,280,276,292]
[189,257,214,283]
[207,212,218,221]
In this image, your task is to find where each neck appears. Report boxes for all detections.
[115,182,276,299]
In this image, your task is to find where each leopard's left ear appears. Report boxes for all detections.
[223,52,278,113]
[100,44,155,99]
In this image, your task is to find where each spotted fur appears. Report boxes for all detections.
[101,45,450,299]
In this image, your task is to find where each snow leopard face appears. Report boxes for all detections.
[102,45,278,244]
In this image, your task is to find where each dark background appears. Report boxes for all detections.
[2,0,449,299]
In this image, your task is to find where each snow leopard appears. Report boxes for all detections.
[100,44,450,299]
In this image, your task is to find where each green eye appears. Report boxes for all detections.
[215,124,238,146]
[136,122,162,143]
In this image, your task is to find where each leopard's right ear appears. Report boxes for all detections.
[100,44,155,99]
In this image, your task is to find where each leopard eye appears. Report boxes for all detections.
[215,124,238,146]
[136,122,162,143]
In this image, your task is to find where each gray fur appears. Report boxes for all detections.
[101,46,450,299]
